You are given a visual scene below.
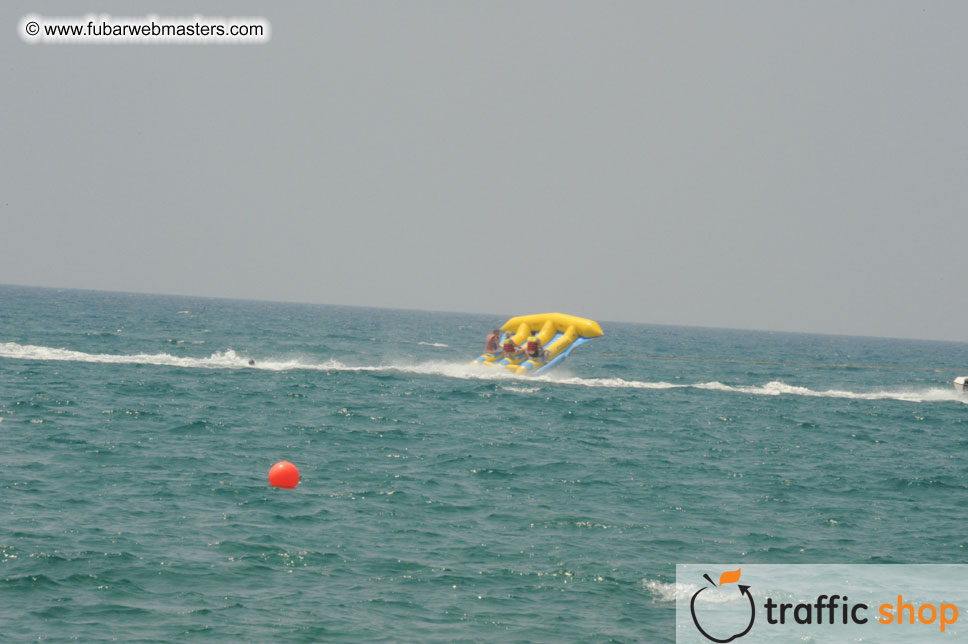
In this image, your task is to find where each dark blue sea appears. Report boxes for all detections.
[1,285,966,642]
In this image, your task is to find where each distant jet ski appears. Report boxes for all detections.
[473,313,603,376]
[955,376,967,393]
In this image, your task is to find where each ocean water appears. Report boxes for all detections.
[1,284,966,643]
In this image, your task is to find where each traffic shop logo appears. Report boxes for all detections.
[689,569,755,643]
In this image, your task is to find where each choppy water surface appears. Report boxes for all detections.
[1,285,966,642]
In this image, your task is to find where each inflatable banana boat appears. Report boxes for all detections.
[473,313,603,376]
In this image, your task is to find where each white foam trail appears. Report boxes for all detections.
[546,375,684,390]
[0,342,963,404]
[540,374,966,403]
[691,380,968,404]
[417,341,449,348]
[0,342,254,370]
[0,342,516,379]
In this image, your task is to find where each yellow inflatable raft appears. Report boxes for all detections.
[474,313,603,375]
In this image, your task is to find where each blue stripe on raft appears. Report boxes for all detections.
[518,332,581,374]
[532,336,593,375]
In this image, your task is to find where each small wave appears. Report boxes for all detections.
[501,385,540,394]
[642,579,693,603]
[417,341,449,348]
[0,343,963,404]
[642,578,748,604]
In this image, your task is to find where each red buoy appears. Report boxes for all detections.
[269,461,299,489]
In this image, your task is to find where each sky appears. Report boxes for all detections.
[2,1,966,342]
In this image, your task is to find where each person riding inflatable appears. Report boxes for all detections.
[525,330,545,361]
[484,329,500,353]
[503,334,522,358]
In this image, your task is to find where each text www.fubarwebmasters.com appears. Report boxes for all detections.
[20,14,270,44]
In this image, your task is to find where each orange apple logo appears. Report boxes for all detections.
[690,569,755,642]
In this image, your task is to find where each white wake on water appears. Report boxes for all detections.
[641,579,750,604]
[0,342,964,404]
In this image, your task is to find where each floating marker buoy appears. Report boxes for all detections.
[269,461,299,489]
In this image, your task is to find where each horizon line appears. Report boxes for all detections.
[2,281,966,347]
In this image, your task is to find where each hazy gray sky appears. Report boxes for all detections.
[3,1,966,341]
